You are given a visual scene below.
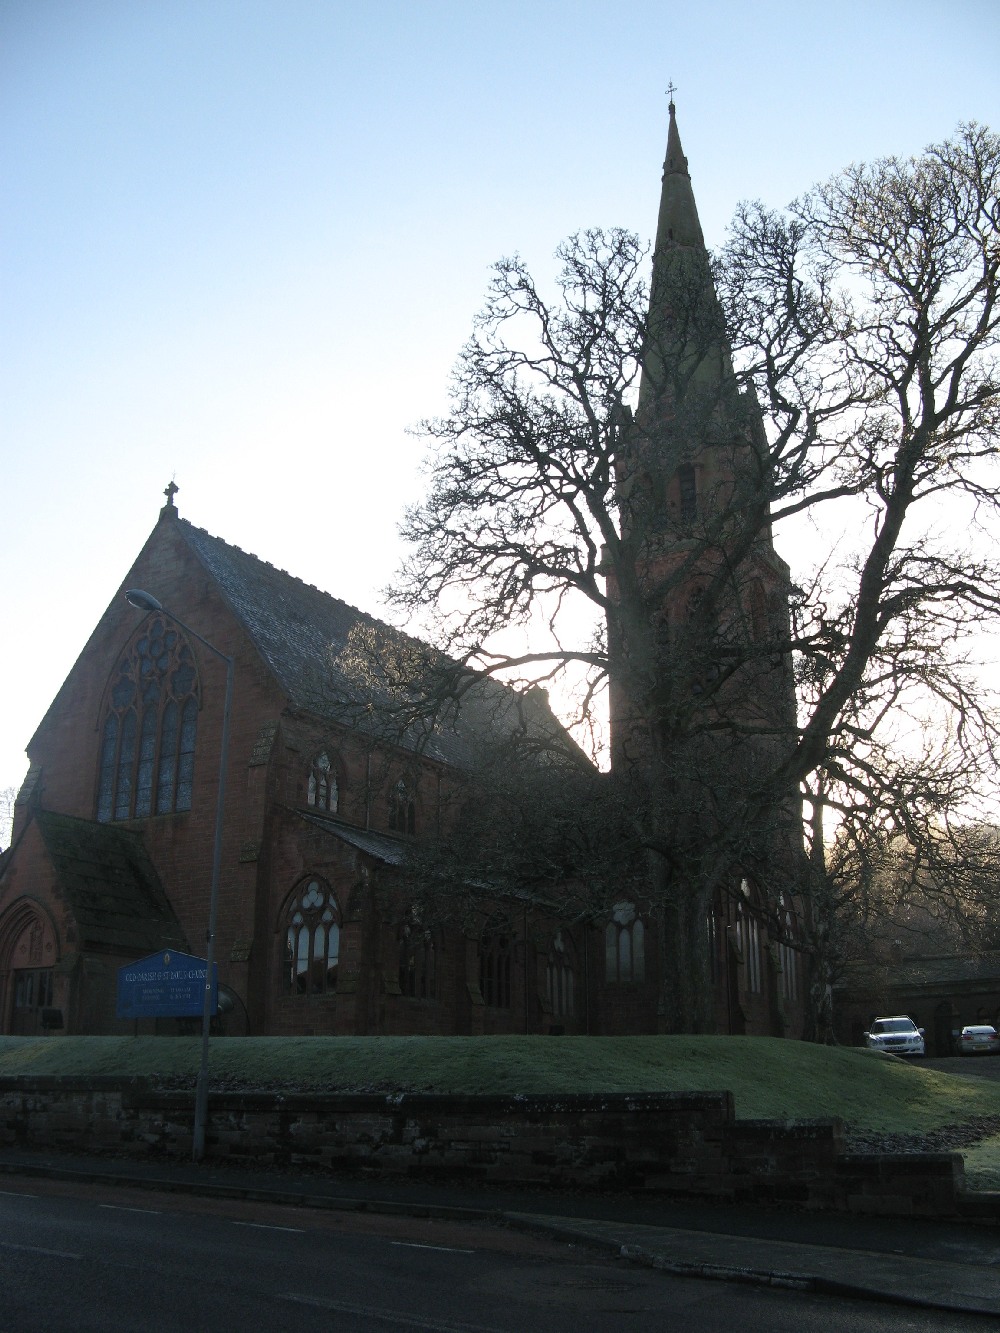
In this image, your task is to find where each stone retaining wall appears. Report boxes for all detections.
[0,1077,969,1218]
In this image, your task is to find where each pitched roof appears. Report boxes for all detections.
[177,516,579,768]
[295,808,410,866]
[34,811,186,956]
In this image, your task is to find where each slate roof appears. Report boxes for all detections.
[179,519,575,768]
[295,809,410,866]
[35,811,187,956]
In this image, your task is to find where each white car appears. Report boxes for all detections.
[956,1025,1000,1056]
[864,1015,925,1056]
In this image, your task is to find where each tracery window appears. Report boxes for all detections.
[389,779,416,835]
[479,929,512,1008]
[398,923,436,999]
[736,880,763,995]
[545,931,575,1017]
[605,903,645,983]
[706,905,719,983]
[97,617,199,822]
[778,895,799,1003]
[284,878,340,995]
[307,752,339,812]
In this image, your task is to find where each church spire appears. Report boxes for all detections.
[637,95,718,420]
[652,95,706,256]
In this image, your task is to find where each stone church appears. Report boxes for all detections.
[0,105,809,1041]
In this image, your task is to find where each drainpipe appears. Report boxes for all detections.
[584,923,591,1035]
[523,906,529,1034]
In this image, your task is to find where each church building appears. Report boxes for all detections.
[0,105,810,1041]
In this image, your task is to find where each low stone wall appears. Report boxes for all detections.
[0,1077,969,1218]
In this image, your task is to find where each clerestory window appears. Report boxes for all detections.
[307,751,339,812]
[97,617,199,822]
[389,779,416,835]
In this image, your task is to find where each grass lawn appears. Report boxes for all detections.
[2,1033,998,1134]
[6,1033,999,1188]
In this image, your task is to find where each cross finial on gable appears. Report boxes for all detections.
[160,478,180,521]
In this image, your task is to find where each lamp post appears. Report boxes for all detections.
[125,588,234,1162]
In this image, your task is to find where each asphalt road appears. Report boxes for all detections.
[0,1176,992,1333]
[921,1054,1000,1081]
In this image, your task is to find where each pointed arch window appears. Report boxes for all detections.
[706,901,720,983]
[778,894,799,1003]
[97,617,199,822]
[284,878,340,995]
[307,752,339,812]
[545,931,576,1017]
[398,922,437,999]
[479,928,512,1009]
[389,779,416,835]
[605,903,645,983]
[736,879,763,995]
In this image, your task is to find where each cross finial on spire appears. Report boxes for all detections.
[666,80,677,112]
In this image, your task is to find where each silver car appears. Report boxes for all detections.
[864,1015,925,1056]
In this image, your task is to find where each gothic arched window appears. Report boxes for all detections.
[736,879,763,995]
[778,894,799,1003]
[389,779,415,835]
[706,900,720,983]
[398,922,436,999]
[307,752,339,812]
[479,928,512,1009]
[284,878,340,995]
[605,903,645,983]
[97,616,199,822]
[545,931,576,1017]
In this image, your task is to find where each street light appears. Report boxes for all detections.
[125,588,234,1162]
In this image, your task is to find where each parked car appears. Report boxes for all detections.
[956,1025,1000,1056]
[863,1015,925,1056]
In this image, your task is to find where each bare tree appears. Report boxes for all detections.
[386,125,1000,1034]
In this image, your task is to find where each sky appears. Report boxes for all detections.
[2,0,999,803]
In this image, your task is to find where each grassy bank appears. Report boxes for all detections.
[2,1033,998,1136]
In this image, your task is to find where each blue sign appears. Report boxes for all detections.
[117,949,218,1020]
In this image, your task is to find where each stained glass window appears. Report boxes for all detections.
[307,751,339,812]
[389,779,415,835]
[605,906,645,983]
[97,615,200,822]
[284,878,340,995]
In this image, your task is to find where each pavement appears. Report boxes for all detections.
[2,1147,999,1317]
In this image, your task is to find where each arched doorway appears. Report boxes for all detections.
[0,900,59,1035]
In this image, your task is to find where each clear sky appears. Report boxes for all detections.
[2,0,998,799]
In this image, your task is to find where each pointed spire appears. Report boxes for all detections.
[653,95,706,254]
[637,95,715,419]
